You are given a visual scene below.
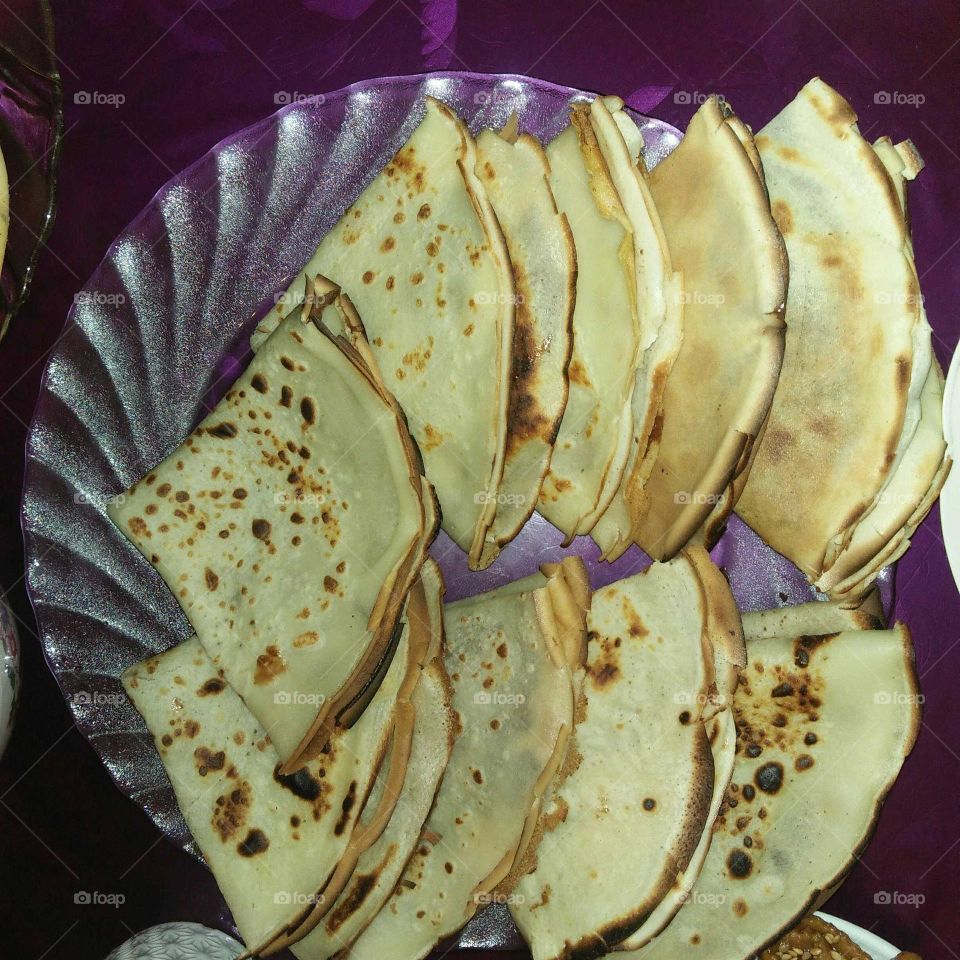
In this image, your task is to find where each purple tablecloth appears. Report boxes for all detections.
[1,3,958,958]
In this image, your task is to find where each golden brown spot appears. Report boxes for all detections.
[421,423,444,451]
[128,517,148,536]
[294,631,320,648]
[252,519,271,541]
[463,323,474,337]
[254,645,287,684]
[251,373,268,394]
[324,576,339,593]
[381,236,396,252]
[280,385,293,407]
[393,211,405,224]
[213,780,252,841]
[417,203,431,220]
[568,359,591,387]
[771,199,793,235]
[204,568,219,591]
[472,769,483,785]
[362,270,375,284]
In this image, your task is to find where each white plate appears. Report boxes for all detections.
[941,345,960,595]
[816,911,901,960]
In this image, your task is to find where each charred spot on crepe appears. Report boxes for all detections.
[754,761,784,794]
[327,869,380,931]
[334,780,358,836]
[237,828,270,857]
[197,677,225,696]
[727,847,753,878]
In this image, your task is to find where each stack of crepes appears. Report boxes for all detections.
[247,82,946,597]
[737,78,951,599]
[124,547,590,959]
[123,539,920,960]
[108,78,937,960]
[249,91,789,573]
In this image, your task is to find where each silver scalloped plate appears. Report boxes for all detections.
[21,72,891,949]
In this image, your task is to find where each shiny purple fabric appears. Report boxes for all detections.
[0,3,958,959]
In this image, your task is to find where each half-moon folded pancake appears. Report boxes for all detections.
[258,97,515,568]
[629,95,787,560]
[538,104,642,541]
[626,620,920,960]
[346,563,588,960]
[110,290,434,769]
[472,126,576,567]
[511,548,738,960]
[737,78,929,587]
[123,594,426,958]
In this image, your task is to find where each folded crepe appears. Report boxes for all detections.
[588,97,683,562]
[618,95,787,560]
[616,550,746,951]
[472,123,576,567]
[122,578,433,958]
[815,136,951,597]
[736,78,949,596]
[538,103,651,541]
[511,547,740,960]
[741,590,884,641]
[346,560,590,960]
[255,96,515,568]
[276,562,456,959]
[627,609,920,960]
[110,285,435,770]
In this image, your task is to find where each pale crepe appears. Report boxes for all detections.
[628,621,920,960]
[254,97,515,567]
[472,126,576,567]
[737,78,927,584]
[629,95,787,560]
[511,548,740,960]
[815,137,951,596]
[538,104,642,540]
[588,97,684,562]
[110,291,433,769]
[122,598,424,958]
[617,550,746,951]
[346,563,589,960]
